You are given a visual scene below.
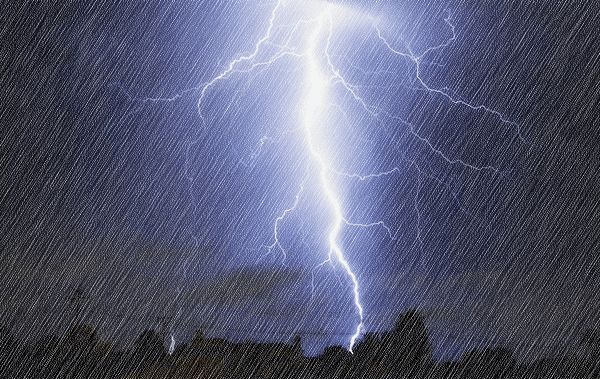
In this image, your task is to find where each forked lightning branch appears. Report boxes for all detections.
[118,0,520,353]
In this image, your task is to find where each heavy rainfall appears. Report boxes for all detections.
[1,0,599,378]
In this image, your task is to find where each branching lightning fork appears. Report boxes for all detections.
[115,0,522,353]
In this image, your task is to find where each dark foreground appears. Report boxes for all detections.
[1,310,598,378]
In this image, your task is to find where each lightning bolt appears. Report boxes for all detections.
[301,6,364,351]
[113,0,523,354]
[247,3,365,350]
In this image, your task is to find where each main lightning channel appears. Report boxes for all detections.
[303,7,364,352]
[113,0,523,355]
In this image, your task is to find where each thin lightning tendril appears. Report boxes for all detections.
[114,0,522,353]
[262,182,305,265]
[373,12,525,143]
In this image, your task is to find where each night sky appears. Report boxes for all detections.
[1,0,599,362]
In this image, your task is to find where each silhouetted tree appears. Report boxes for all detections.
[132,329,165,366]
[62,324,104,378]
[352,332,387,378]
[67,324,98,349]
[6,311,600,378]
[382,310,433,377]
[316,345,352,379]
[460,347,516,378]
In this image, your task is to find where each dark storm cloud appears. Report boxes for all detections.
[194,266,303,305]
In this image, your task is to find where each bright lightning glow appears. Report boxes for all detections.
[169,334,176,355]
[301,6,364,351]
[176,0,367,351]
[115,0,523,355]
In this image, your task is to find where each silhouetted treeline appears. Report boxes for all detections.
[1,310,599,378]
